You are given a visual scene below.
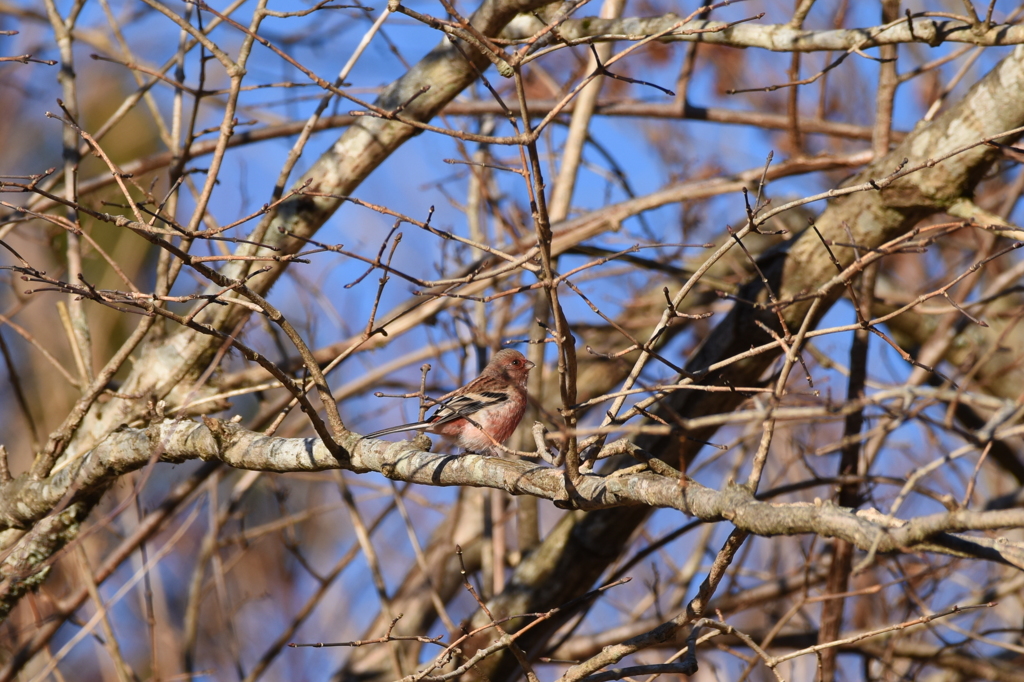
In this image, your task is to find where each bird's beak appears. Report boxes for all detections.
[525,359,536,370]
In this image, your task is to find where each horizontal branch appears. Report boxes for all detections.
[510,15,1024,50]
[3,419,1023,570]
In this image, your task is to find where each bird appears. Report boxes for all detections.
[364,348,535,454]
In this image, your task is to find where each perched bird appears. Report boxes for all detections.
[364,349,535,454]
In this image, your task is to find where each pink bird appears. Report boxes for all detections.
[365,349,535,454]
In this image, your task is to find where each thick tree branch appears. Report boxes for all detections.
[2,418,1022,604]
[508,15,1024,50]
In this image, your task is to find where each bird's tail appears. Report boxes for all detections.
[363,421,432,439]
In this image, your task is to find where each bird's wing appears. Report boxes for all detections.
[363,391,509,439]
[428,390,509,426]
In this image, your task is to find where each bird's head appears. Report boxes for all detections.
[489,348,535,384]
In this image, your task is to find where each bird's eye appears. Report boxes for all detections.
[511,360,520,365]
